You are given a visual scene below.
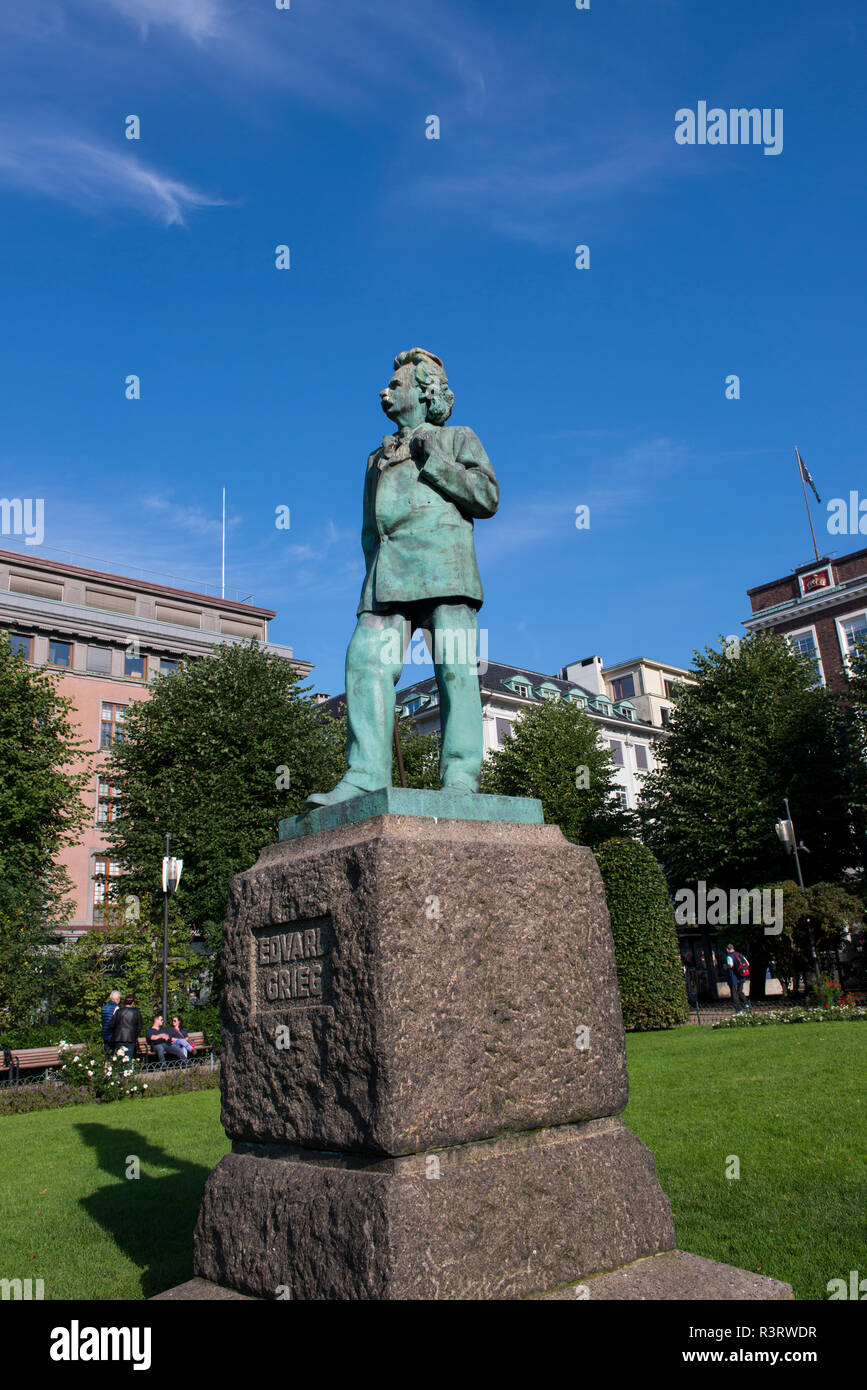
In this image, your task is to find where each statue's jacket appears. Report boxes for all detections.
[357,424,499,614]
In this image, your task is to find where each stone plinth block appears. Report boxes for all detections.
[218,815,627,1155]
[194,1118,676,1301]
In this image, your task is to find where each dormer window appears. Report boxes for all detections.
[535,682,563,703]
[615,702,636,722]
[566,690,586,709]
[504,676,534,700]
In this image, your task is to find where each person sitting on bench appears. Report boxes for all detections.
[169,1016,194,1059]
[147,1014,187,1065]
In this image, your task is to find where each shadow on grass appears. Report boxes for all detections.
[75,1122,210,1299]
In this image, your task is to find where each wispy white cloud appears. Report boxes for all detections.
[477,438,692,563]
[81,0,228,43]
[143,494,240,537]
[0,125,227,225]
[66,0,490,113]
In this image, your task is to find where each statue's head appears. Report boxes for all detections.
[380,348,455,427]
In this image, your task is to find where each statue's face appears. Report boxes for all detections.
[379,363,426,426]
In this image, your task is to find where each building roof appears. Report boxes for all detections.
[746,546,867,599]
[0,546,274,618]
[323,659,658,731]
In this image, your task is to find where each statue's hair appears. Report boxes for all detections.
[393,347,454,425]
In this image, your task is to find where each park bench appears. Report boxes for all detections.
[135,1030,208,1068]
[2,1033,209,1082]
[4,1042,85,1083]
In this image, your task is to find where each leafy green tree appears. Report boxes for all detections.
[481,700,635,846]
[0,634,90,1029]
[53,903,200,1032]
[594,838,689,1030]
[393,720,441,790]
[104,642,346,987]
[640,632,857,892]
[729,880,863,999]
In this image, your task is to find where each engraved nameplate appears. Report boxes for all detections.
[253,918,332,1011]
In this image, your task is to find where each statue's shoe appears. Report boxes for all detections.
[305,780,369,808]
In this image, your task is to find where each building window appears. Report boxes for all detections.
[612,674,636,700]
[634,744,649,771]
[96,779,122,824]
[7,632,32,659]
[124,652,145,678]
[87,645,112,675]
[48,639,72,667]
[608,740,624,766]
[513,682,532,699]
[160,658,178,676]
[404,696,423,715]
[495,718,513,744]
[841,614,867,664]
[100,702,127,748]
[660,707,672,728]
[789,629,824,684]
[541,688,560,703]
[614,788,629,810]
[92,856,125,925]
[664,679,677,699]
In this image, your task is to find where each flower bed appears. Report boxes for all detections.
[0,1059,219,1115]
[714,1004,867,1028]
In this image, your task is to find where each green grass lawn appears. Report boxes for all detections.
[0,1090,230,1300]
[623,1023,867,1299]
[0,1024,863,1299]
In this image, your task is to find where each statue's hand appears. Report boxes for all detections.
[410,427,438,464]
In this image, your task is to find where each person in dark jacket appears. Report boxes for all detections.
[101,990,121,1056]
[111,995,143,1056]
[146,1014,186,1066]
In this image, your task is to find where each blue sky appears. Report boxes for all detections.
[1,0,865,693]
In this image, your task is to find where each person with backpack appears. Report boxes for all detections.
[725,944,751,1014]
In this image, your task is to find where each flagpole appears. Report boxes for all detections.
[795,448,820,563]
[221,487,226,598]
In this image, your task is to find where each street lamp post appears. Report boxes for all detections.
[161,834,183,1023]
[775,798,821,991]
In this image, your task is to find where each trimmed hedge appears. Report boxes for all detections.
[595,837,689,1031]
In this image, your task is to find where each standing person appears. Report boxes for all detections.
[101,990,121,1057]
[111,994,143,1058]
[146,1014,185,1066]
[725,944,751,1015]
[169,1016,194,1060]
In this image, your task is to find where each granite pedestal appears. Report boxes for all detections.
[189,797,792,1300]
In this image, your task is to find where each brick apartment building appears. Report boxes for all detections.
[0,548,310,935]
[743,546,867,690]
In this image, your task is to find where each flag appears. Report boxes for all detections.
[796,448,821,504]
